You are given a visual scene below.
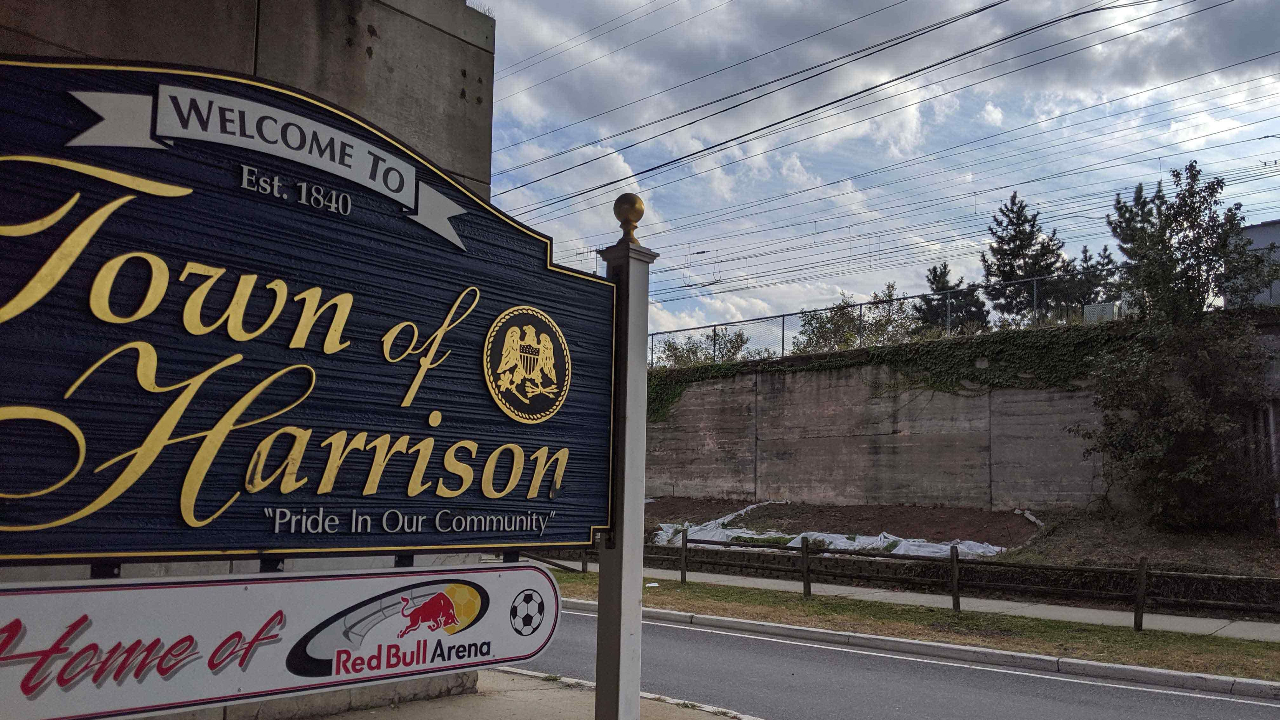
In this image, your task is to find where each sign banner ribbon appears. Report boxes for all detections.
[67,85,468,249]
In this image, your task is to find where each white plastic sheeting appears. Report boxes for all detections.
[651,503,1004,558]
[651,501,788,546]
[785,531,1003,558]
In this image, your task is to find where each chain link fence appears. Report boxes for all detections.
[648,272,1114,368]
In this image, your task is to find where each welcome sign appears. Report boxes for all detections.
[0,60,615,561]
[0,565,560,720]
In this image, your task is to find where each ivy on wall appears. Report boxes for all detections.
[647,324,1130,423]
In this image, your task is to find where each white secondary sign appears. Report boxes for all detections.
[0,564,559,720]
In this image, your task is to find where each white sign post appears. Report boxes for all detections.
[595,195,657,720]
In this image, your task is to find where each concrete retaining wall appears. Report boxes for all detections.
[647,364,1102,510]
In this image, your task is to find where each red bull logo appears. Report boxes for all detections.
[398,593,459,638]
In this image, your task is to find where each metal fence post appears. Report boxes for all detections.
[781,314,786,357]
[582,542,590,572]
[801,536,812,598]
[711,326,718,362]
[858,304,864,347]
[1134,556,1148,631]
[950,545,961,612]
[1032,278,1038,323]
[946,291,952,336]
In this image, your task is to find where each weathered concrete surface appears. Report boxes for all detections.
[756,367,992,508]
[648,374,757,499]
[648,365,1102,511]
[0,0,495,197]
[0,0,257,71]
[222,673,477,720]
[257,0,494,197]
[989,388,1100,509]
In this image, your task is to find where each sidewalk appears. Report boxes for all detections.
[314,669,758,720]
[567,562,1280,643]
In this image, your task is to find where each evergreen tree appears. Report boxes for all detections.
[981,192,1069,318]
[913,262,988,332]
[1105,165,1277,323]
[1070,244,1120,306]
[1073,161,1280,530]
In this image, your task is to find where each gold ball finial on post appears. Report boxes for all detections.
[613,193,645,245]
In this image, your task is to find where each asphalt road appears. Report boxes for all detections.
[521,610,1280,720]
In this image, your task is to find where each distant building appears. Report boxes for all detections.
[1246,219,1280,305]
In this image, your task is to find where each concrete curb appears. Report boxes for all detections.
[495,667,767,720]
[562,599,1280,701]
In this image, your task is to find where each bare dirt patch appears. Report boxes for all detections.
[1005,509,1280,576]
[734,502,1039,548]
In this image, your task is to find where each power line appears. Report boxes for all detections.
[649,173,1280,299]
[495,0,741,104]
[495,0,674,80]
[651,164,1280,281]
[640,192,1280,306]
[648,164,1280,285]
[635,141,1280,291]
[649,168,1280,293]
[493,0,911,154]
[503,0,1146,182]
[494,0,1016,196]
[645,127,1280,297]
[519,0,1226,223]
[647,84,1280,263]
[559,52,1280,246]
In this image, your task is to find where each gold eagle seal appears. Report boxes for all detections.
[483,306,571,424]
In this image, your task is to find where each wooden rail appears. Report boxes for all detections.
[551,531,1280,630]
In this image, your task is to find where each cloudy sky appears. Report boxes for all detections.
[477,0,1280,332]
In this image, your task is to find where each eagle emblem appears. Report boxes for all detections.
[496,325,558,402]
[483,306,571,424]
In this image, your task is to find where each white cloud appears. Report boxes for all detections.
[980,101,1004,127]
[1167,112,1245,150]
[484,0,1280,329]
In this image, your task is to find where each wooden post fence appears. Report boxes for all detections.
[950,545,961,612]
[680,528,688,585]
[801,536,812,598]
[1134,556,1148,632]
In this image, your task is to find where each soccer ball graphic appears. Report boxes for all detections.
[510,589,545,636]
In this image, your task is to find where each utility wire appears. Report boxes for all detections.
[495,0,741,103]
[651,183,1280,300]
[631,0,1193,185]
[495,0,673,80]
[521,0,1224,222]
[646,163,1280,282]
[494,0,911,153]
[650,165,1280,298]
[648,126,1280,293]
[560,51,1280,245]
[650,169,1280,290]
[650,84,1280,261]
[494,0,1013,194]
[501,0,1115,172]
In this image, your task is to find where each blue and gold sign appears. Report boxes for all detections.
[0,59,615,561]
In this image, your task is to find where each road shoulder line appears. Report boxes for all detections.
[561,598,1280,700]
